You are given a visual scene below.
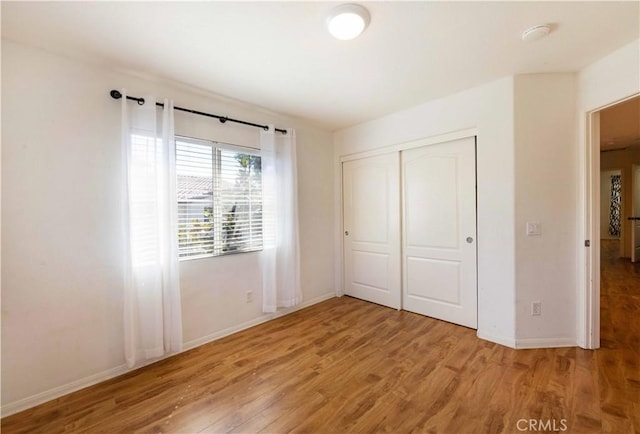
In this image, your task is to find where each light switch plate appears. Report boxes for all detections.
[526,221,541,236]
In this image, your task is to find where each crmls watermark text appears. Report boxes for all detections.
[516,419,568,432]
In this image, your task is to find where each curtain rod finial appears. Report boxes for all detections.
[110,90,122,100]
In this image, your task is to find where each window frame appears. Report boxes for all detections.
[176,135,263,261]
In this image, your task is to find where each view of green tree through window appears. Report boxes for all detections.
[176,137,262,259]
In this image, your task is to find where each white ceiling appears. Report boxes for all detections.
[2,1,639,131]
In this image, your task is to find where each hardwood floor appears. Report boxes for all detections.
[2,243,639,433]
[597,239,640,434]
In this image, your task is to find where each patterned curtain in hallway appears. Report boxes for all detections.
[609,175,621,237]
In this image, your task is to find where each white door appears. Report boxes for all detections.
[401,137,477,328]
[632,164,640,262]
[343,153,401,309]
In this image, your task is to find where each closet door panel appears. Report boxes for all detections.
[343,153,401,309]
[402,137,477,328]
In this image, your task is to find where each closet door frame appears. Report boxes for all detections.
[339,128,478,305]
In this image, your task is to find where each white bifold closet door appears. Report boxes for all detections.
[401,137,477,328]
[342,136,477,329]
[342,153,401,309]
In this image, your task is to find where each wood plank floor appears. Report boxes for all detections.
[2,240,639,433]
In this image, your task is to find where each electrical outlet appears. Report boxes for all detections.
[532,302,542,316]
[526,222,542,236]
[246,291,253,303]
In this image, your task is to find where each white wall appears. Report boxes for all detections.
[1,40,335,414]
[513,74,577,344]
[334,77,518,347]
[576,38,640,348]
[578,40,640,113]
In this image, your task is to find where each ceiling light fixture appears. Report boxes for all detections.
[521,24,552,42]
[326,4,370,40]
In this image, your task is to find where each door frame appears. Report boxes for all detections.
[583,93,639,349]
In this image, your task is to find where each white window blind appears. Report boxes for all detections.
[176,137,262,259]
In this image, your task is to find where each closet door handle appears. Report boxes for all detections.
[466,237,474,243]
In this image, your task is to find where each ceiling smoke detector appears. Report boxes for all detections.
[521,24,552,42]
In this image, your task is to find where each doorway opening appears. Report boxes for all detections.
[589,94,640,349]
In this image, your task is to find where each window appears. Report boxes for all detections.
[176,137,262,259]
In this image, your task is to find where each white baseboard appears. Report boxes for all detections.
[1,364,129,418]
[477,331,576,350]
[477,330,517,348]
[1,292,336,418]
[514,337,576,349]
[183,292,336,350]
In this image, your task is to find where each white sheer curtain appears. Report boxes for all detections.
[121,90,183,368]
[260,126,302,312]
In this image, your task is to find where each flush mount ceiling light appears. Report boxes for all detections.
[521,24,552,42]
[326,4,370,40]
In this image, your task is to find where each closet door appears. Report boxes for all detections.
[401,137,477,328]
[343,153,401,309]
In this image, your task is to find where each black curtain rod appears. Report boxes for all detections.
[110,90,287,134]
